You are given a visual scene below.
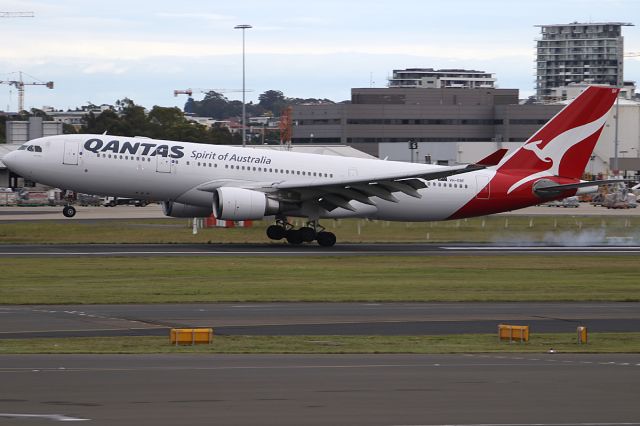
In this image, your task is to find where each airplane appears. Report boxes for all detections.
[2,86,629,247]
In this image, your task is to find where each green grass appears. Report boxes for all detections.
[1,333,638,354]
[0,215,638,244]
[1,255,639,304]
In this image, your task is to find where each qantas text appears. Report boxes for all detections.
[83,138,185,158]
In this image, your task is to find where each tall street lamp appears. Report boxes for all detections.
[234,24,252,147]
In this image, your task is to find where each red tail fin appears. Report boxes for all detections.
[498,86,618,187]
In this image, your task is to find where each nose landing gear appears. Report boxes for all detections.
[62,205,76,218]
[266,217,336,247]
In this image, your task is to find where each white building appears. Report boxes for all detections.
[388,68,496,89]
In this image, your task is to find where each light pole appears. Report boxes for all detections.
[234,24,252,147]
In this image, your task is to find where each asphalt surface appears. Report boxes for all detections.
[1,242,640,257]
[1,353,639,425]
[2,302,639,338]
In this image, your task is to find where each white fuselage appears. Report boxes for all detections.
[5,134,498,221]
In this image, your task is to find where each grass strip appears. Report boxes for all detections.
[0,215,638,244]
[1,333,638,354]
[1,255,639,304]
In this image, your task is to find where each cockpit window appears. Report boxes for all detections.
[25,145,42,152]
[18,145,27,150]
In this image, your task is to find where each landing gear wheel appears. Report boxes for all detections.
[298,226,317,243]
[286,229,304,245]
[316,231,336,247]
[62,205,76,218]
[266,225,286,240]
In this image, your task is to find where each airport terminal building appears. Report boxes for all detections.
[291,87,563,165]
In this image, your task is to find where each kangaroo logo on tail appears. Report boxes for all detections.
[497,87,618,195]
[506,113,609,194]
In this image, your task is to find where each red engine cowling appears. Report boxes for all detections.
[213,187,281,221]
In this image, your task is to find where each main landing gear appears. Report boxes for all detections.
[266,217,337,247]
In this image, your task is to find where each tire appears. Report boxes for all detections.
[298,226,317,242]
[316,231,336,247]
[62,206,76,218]
[285,229,303,245]
[266,225,286,240]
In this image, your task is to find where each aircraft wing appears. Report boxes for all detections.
[266,163,484,211]
[195,164,484,211]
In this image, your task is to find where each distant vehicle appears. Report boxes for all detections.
[78,193,102,206]
[103,196,148,207]
[547,196,579,208]
[602,191,636,209]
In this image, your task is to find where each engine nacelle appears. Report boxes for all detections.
[162,201,213,218]
[213,187,280,221]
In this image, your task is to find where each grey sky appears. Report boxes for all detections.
[1,0,639,111]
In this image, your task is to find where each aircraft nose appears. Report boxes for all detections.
[2,150,18,169]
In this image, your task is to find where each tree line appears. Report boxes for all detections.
[1,90,335,145]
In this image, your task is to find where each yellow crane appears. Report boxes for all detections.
[1,72,54,112]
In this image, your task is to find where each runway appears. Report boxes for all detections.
[1,243,640,257]
[2,302,639,338]
[1,353,639,425]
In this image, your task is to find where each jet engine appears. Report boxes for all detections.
[162,201,213,218]
[213,187,282,221]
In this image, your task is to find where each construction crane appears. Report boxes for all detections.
[0,11,34,18]
[173,88,252,97]
[0,72,54,112]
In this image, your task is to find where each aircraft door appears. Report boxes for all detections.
[156,155,171,173]
[63,141,79,165]
[476,176,490,199]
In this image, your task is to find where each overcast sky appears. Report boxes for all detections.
[1,0,640,111]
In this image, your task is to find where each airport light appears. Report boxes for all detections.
[234,24,252,147]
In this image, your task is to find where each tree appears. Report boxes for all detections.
[258,90,287,113]
[79,99,237,145]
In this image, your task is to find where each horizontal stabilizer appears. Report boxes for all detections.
[534,179,637,197]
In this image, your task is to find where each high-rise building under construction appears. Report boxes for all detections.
[535,22,632,100]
